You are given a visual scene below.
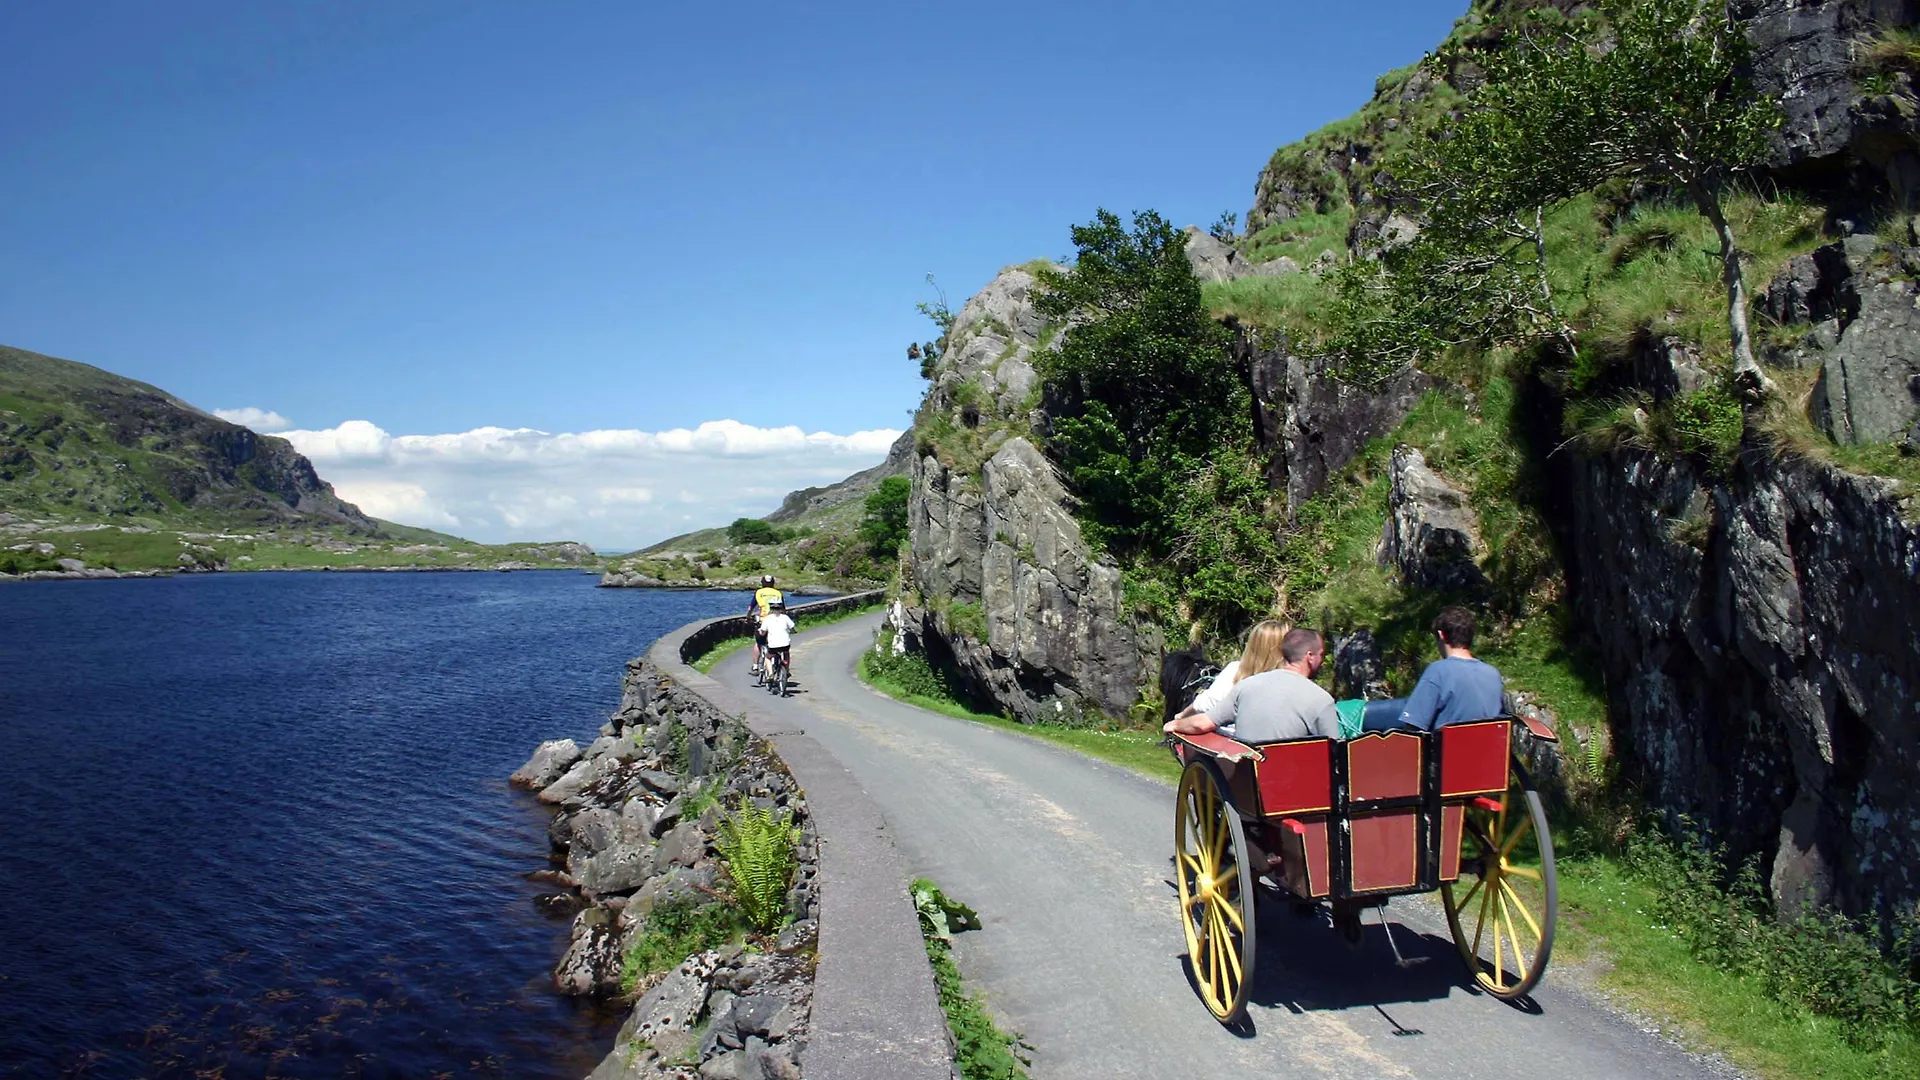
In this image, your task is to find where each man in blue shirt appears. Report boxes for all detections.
[1394,606,1505,730]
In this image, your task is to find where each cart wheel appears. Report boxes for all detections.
[1441,758,1556,1000]
[1174,759,1257,1023]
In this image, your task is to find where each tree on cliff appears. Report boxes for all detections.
[858,475,912,556]
[1031,209,1239,558]
[1406,0,1781,397]
[1032,209,1280,634]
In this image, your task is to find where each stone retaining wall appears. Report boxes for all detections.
[514,597,947,1080]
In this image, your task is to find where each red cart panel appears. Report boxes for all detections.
[1350,810,1421,892]
[1347,731,1423,802]
[1254,739,1332,815]
[1440,719,1510,796]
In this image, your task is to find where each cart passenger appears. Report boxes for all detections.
[1371,606,1504,732]
[1173,619,1291,724]
[1166,629,1340,743]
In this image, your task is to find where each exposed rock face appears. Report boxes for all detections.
[1238,328,1435,513]
[924,264,1050,421]
[904,265,1155,721]
[515,658,819,1078]
[1379,446,1488,594]
[1734,0,1920,202]
[1567,445,1920,920]
[1758,231,1920,444]
[909,436,1151,720]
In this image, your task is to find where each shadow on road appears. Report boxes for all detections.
[1172,886,1538,1038]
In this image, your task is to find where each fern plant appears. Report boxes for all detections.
[717,804,800,931]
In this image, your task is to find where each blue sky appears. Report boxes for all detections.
[3,1,1465,546]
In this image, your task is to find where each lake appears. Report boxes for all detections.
[0,571,750,1078]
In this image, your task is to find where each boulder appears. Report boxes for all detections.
[1331,629,1390,701]
[1379,446,1487,594]
[1238,329,1434,513]
[620,950,721,1054]
[1181,226,1265,284]
[554,906,624,996]
[1633,336,1711,403]
[537,754,620,805]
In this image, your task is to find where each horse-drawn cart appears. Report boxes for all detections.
[1170,715,1560,1022]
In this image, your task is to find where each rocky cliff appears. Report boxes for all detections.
[893,0,1920,925]
[901,266,1157,721]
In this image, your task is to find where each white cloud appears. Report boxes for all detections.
[214,407,292,433]
[279,418,902,549]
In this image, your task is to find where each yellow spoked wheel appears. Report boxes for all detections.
[1174,760,1256,1023]
[1441,761,1557,1000]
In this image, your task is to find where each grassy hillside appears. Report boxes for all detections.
[0,345,596,576]
[605,434,911,590]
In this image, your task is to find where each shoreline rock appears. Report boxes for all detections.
[513,658,820,1079]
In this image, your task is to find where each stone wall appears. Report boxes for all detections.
[513,662,820,1079]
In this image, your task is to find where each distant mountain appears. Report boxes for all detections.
[0,345,597,577]
[639,430,914,554]
[0,345,375,529]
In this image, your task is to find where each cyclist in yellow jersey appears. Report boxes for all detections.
[748,575,783,680]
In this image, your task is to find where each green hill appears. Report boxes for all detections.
[0,345,595,576]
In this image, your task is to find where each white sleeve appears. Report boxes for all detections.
[1190,661,1238,717]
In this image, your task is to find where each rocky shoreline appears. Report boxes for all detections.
[512,657,820,1080]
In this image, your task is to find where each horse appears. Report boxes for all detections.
[1159,646,1221,728]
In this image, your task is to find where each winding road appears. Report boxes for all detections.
[715,613,1732,1080]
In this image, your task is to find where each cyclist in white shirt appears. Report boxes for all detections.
[761,601,797,689]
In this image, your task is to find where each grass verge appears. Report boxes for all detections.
[912,879,1029,1080]
[857,640,1179,785]
[1552,857,1920,1080]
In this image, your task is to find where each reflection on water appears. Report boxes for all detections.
[0,572,749,1078]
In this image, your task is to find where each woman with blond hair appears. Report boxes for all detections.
[1166,619,1292,729]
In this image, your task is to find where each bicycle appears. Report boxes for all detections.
[765,648,790,697]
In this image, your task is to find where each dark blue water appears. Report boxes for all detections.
[0,571,749,1079]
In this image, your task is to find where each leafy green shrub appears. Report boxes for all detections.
[733,554,765,574]
[716,804,799,931]
[1661,382,1744,470]
[1033,209,1240,559]
[618,899,746,994]
[726,518,780,546]
[866,628,964,702]
[1625,825,1920,1046]
[912,879,1028,1080]
[859,475,912,556]
[947,601,988,643]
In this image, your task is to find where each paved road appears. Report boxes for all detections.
[718,614,1731,1080]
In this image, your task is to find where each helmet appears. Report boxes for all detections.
[772,600,786,611]
[761,575,774,585]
